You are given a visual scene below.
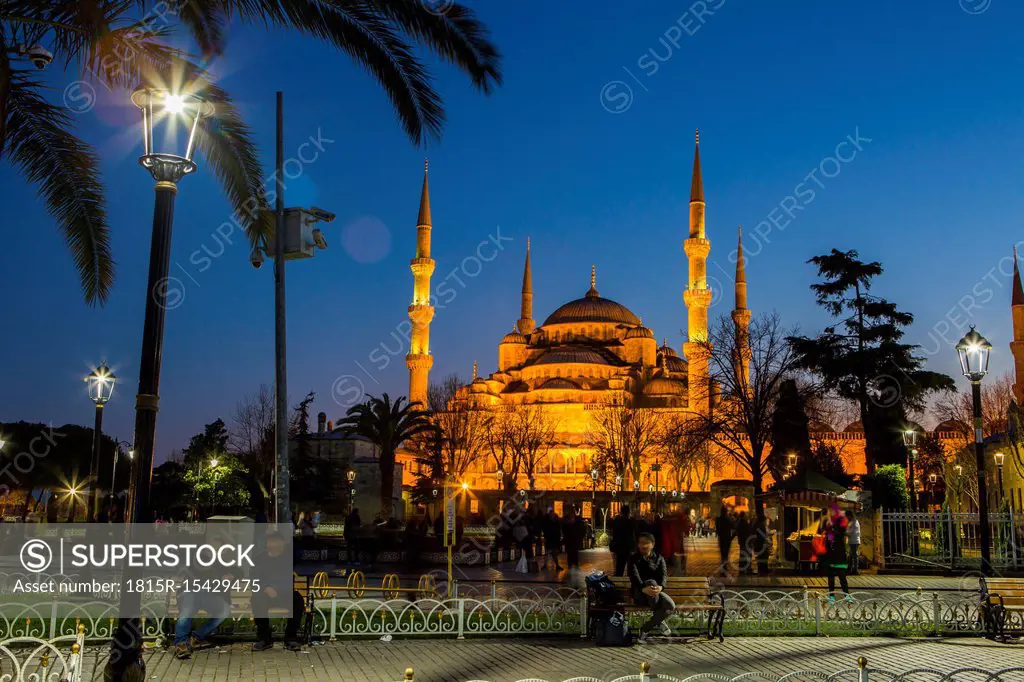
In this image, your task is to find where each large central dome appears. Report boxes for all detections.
[542,270,642,326]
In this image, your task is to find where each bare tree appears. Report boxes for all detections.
[429,374,487,482]
[661,414,723,492]
[485,405,557,491]
[690,312,805,519]
[586,403,664,490]
[935,371,1014,444]
[230,384,275,507]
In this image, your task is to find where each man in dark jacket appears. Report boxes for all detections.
[609,505,636,577]
[716,507,734,574]
[627,532,675,642]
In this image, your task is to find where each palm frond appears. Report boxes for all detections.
[359,0,502,93]
[5,74,112,304]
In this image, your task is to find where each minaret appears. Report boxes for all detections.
[406,160,435,408]
[518,237,535,334]
[731,225,751,392]
[1011,246,1024,404]
[683,129,712,413]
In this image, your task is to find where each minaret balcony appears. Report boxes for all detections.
[410,258,435,277]
[406,353,434,370]
[684,238,711,259]
[408,304,435,325]
[683,288,713,308]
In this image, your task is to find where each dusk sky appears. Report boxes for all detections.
[3,2,1024,460]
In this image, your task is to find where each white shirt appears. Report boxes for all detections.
[848,517,861,544]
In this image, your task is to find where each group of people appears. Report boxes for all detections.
[713,507,770,575]
[608,505,696,577]
[493,504,591,572]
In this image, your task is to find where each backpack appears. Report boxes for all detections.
[593,611,632,647]
[585,572,621,607]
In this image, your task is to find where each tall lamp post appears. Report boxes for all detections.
[902,429,918,512]
[994,453,1005,508]
[590,469,598,501]
[109,87,211,682]
[110,441,133,515]
[955,326,993,576]
[84,362,116,522]
[347,470,357,513]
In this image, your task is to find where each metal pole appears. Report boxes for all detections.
[88,404,103,522]
[908,453,917,513]
[109,447,119,508]
[973,381,992,576]
[108,176,180,680]
[274,91,291,527]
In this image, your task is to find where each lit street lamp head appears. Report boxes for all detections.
[131,88,214,183]
[995,452,1005,468]
[901,429,918,448]
[956,326,993,383]
[85,362,116,405]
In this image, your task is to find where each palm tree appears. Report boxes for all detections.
[337,393,433,518]
[1,1,502,305]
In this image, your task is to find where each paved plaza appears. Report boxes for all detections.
[81,637,1024,681]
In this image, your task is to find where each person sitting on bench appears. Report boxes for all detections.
[627,532,674,643]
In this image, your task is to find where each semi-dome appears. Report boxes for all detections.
[533,345,612,366]
[501,329,527,344]
[643,377,686,396]
[625,325,654,339]
[844,421,864,433]
[538,377,581,390]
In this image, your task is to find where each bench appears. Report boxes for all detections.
[589,576,725,641]
[981,577,1024,641]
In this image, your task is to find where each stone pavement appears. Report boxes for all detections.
[82,637,1024,682]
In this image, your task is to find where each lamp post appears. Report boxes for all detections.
[496,469,504,492]
[786,452,797,477]
[956,325,994,576]
[347,470,357,514]
[953,464,964,513]
[590,469,598,501]
[902,429,918,512]
[633,479,640,505]
[928,473,938,510]
[110,441,133,515]
[994,452,1005,508]
[84,362,116,522]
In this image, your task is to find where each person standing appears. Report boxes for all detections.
[824,503,852,602]
[610,505,637,577]
[344,508,361,564]
[543,507,563,571]
[627,533,675,643]
[252,532,305,651]
[562,507,585,570]
[735,512,752,575]
[716,507,734,573]
[846,510,861,575]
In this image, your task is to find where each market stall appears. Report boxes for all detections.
[763,472,861,572]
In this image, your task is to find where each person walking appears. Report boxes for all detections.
[824,503,852,602]
[627,532,675,643]
[563,507,585,570]
[735,512,752,575]
[716,506,734,574]
[846,510,861,575]
[610,505,637,577]
[543,507,563,571]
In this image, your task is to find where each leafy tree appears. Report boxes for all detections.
[769,379,814,479]
[2,1,502,304]
[290,390,331,505]
[337,393,433,518]
[183,453,250,515]
[150,461,189,520]
[864,464,910,511]
[789,249,954,469]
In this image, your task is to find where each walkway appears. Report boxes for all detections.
[82,637,1024,682]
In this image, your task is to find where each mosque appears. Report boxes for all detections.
[389,132,1023,519]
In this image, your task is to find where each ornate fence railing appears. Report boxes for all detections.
[0,628,86,682]
[0,585,999,642]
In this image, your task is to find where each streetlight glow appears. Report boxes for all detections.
[163,93,185,114]
[209,458,219,468]
[461,482,469,491]
[995,452,1005,467]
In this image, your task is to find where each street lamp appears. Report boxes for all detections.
[786,452,797,476]
[902,429,919,512]
[496,469,504,491]
[347,470,357,512]
[633,479,640,504]
[995,452,1005,507]
[85,362,116,522]
[110,441,133,514]
[929,473,938,510]
[590,469,598,501]
[955,325,994,576]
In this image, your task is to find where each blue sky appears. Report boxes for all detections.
[3,1,1024,458]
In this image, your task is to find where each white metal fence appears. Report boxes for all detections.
[880,510,1022,570]
[0,630,86,682]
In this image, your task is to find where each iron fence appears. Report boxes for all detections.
[880,510,1022,570]
[0,629,86,682]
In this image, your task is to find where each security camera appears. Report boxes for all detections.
[312,228,328,250]
[20,45,53,70]
[250,246,265,269]
[307,207,335,223]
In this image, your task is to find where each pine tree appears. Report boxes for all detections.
[789,249,954,469]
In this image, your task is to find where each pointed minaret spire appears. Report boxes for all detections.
[734,225,747,311]
[407,159,436,407]
[518,237,535,334]
[1011,246,1024,403]
[586,264,599,298]
[690,128,704,203]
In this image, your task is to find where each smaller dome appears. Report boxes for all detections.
[534,346,611,366]
[664,355,687,373]
[626,325,654,340]
[844,421,864,433]
[539,377,580,390]
[501,330,526,344]
[659,342,678,357]
[936,419,968,433]
[644,377,686,396]
[808,420,835,433]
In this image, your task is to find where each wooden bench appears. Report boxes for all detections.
[589,576,725,641]
[981,577,1024,641]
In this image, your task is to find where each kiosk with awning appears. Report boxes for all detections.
[764,471,860,572]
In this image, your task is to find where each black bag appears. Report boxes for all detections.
[586,573,621,607]
[593,611,632,647]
